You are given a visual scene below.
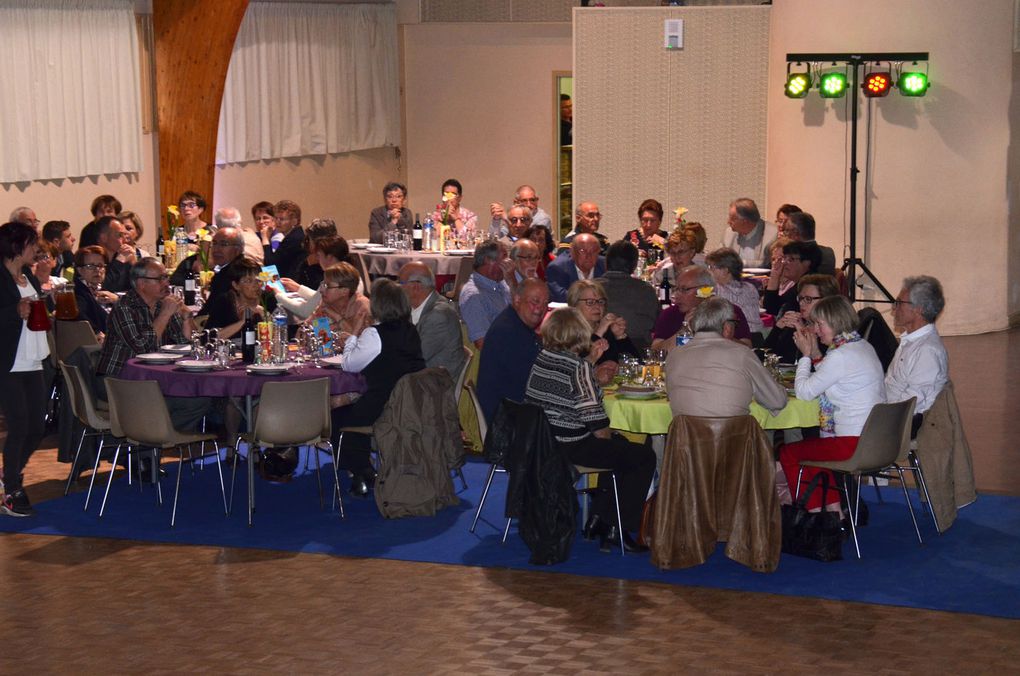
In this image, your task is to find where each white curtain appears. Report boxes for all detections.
[216,2,400,165]
[0,0,142,183]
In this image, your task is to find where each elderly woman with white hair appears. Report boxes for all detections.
[525,307,656,554]
[704,247,765,338]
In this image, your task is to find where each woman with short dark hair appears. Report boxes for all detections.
[0,221,49,516]
[624,198,669,258]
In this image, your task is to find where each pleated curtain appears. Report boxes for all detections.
[0,0,142,183]
[216,2,400,165]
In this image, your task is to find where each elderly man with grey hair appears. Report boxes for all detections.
[489,184,553,236]
[398,260,466,376]
[458,240,511,348]
[665,297,787,419]
[496,204,533,250]
[9,207,39,228]
[721,197,777,269]
[504,237,541,295]
[886,276,949,431]
[650,265,754,352]
[216,206,263,263]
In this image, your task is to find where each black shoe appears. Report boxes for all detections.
[350,473,370,497]
[600,525,649,554]
[1,489,34,517]
[582,513,603,541]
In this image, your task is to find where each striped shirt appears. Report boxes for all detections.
[525,349,608,443]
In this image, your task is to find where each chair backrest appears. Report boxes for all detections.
[450,256,474,302]
[852,397,917,471]
[350,252,372,297]
[453,344,474,406]
[253,377,330,447]
[59,361,109,430]
[465,380,487,443]
[104,378,177,446]
[54,320,99,363]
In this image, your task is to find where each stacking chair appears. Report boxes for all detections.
[796,397,918,559]
[59,361,113,497]
[467,381,502,533]
[233,378,334,526]
[453,345,474,408]
[102,378,222,527]
[445,256,474,302]
[350,252,372,296]
[54,320,99,363]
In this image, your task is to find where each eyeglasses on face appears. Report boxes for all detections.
[578,298,606,307]
[639,217,660,224]
[676,285,701,293]
[515,254,540,261]
[139,274,171,282]
[508,217,532,224]
[797,295,822,304]
[211,241,238,248]
[179,201,199,209]
[80,263,106,270]
[581,212,601,219]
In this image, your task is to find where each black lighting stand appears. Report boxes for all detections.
[787,52,928,304]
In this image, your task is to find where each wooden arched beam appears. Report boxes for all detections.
[153,0,249,232]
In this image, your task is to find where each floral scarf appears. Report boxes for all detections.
[817,330,863,434]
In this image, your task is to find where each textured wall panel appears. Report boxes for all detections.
[575,7,769,243]
[423,0,510,22]
[512,0,575,23]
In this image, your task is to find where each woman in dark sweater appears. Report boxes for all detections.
[567,279,639,385]
[332,278,425,495]
[0,222,50,516]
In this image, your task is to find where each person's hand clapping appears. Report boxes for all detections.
[775,311,804,330]
[588,337,609,364]
[793,325,820,359]
[609,315,627,339]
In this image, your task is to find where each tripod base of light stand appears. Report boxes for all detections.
[841,258,895,304]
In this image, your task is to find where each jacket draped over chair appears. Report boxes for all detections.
[913,380,976,532]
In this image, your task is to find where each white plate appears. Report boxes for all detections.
[246,363,294,375]
[744,267,771,275]
[176,359,218,372]
[136,353,184,364]
[160,344,192,354]
[351,242,371,249]
[319,355,344,368]
[616,390,663,400]
[442,249,474,256]
[369,247,396,254]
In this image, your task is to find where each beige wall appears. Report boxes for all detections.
[213,147,404,241]
[402,22,572,228]
[767,0,1015,335]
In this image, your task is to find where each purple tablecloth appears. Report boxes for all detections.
[119,359,366,398]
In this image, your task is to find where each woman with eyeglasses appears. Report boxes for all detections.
[567,280,638,386]
[203,257,275,339]
[117,211,151,260]
[177,191,210,248]
[623,199,669,261]
[31,240,63,299]
[761,274,840,363]
[309,262,371,337]
[650,224,707,287]
[72,245,117,337]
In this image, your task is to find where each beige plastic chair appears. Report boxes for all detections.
[445,256,474,302]
[59,361,113,498]
[350,252,372,297]
[797,397,918,559]
[453,345,474,408]
[102,378,222,527]
[234,378,334,526]
[54,320,99,363]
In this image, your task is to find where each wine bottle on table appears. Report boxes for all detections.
[184,268,197,306]
[412,213,423,251]
[241,308,256,364]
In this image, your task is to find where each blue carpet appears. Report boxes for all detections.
[1,457,1017,619]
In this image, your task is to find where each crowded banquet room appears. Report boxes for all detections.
[3,0,1020,671]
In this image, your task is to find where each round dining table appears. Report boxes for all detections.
[356,249,469,277]
[602,389,819,436]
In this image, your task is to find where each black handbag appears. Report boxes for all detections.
[781,472,844,562]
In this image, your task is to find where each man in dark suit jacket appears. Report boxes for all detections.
[398,261,465,377]
[545,233,606,303]
[368,181,414,244]
[261,200,305,280]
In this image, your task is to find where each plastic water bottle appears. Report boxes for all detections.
[675,321,692,347]
[422,215,435,252]
[272,306,288,362]
[174,226,188,266]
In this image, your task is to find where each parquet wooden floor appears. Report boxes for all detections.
[2,328,1018,674]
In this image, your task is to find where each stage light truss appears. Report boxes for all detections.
[783,52,930,99]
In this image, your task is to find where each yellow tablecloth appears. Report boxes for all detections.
[603,391,819,435]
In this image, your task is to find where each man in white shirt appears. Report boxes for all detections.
[398,261,465,377]
[720,197,777,269]
[885,275,949,433]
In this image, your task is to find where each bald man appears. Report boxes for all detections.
[545,233,606,303]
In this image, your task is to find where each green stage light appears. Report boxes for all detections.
[898,70,929,97]
[819,71,848,98]
[785,72,811,98]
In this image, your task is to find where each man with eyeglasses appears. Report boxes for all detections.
[9,207,40,230]
[95,215,134,293]
[721,197,777,269]
[169,226,246,313]
[489,184,552,236]
[558,201,609,256]
[398,261,465,376]
[458,240,511,349]
[369,182,413,244]
[546,233,606,303]
[96,259,210,441]
[780,211,836,276]
[763,240,821,316]
[496,205,534,250]
[505,239,542,296]
[650,265,753,352]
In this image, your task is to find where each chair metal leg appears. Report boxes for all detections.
[84,437,106,511]
[456,466,468,491]
[502,517,512,543]
[212,444,227,515]
[65,427,90,496]
[99,444,122,517]
[469,464,498,533]
[794,466,804,500]
[895,466,923,545]
[171,446,185,527]
[841,473,861,559]
[228,437,243,515]
[248,444,258,526]
[911,452,941,534]
[312,443,324,510]
[610,472,625,557]
[322,441,344,519]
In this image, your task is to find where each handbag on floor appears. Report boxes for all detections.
[781,473,844,562]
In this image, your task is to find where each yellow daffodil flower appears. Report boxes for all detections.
[696,286,714,299]
[167,205,180,218]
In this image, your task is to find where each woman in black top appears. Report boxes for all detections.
[567,279,639,385]
[204,257,275,339]
[623,199,669,262]
[72,245,117,337]
[0,222,50,516]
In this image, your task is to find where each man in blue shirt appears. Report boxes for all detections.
[458,240,511,348]
[476,278,549,423]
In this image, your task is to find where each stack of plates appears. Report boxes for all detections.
[616,383,662,400]
[442,249,473,256]
[368,247,396,254]
[351,242,371,249]
[160,344,192,354]
[319,355,344,368]
[136,353,184,365]
[176,359,218,372]
[246,363,293,375]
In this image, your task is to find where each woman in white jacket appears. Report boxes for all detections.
[779,295,886,510]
